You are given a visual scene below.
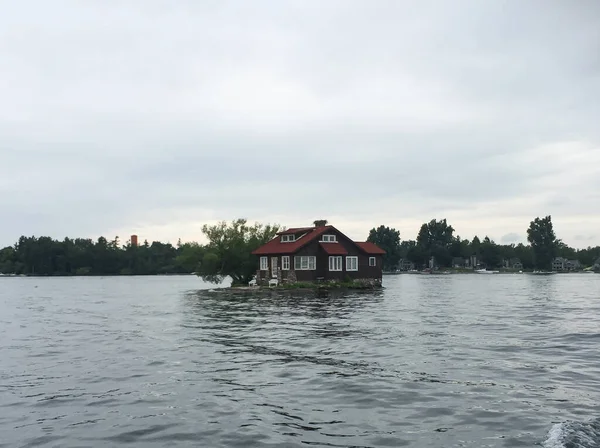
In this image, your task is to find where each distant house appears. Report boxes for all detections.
[552,257,566,271]
[452,257,466,268]
[399,259,415,271]
[552,257,582,272]
[504,257,523,270]
[252,223,385,285]
[428,256,436,269]
[467,255,478,269]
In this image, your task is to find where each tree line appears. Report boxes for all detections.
[0,235,206,276]
[0,220,280,283]
[1,216,599,279]
[367,216,600,271]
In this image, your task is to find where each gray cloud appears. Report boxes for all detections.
[501,233,523,245]
[574,235,596,242]
[1,1,599,247]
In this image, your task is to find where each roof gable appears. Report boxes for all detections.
[252,225,386,256]
[252,226,333,255]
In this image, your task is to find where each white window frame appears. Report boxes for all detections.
[281,234,296,243]
[260,257,268,270]
[294,256,316,270]
[346,256,358,271]
[320,234,337,243]
[329,256,342,271]
[271,257,278,277]
[282,256,290,270]
[369,257,376,267]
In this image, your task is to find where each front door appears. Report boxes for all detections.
[271,257,278,277]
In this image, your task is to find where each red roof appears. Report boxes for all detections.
[355,242,386,255]
[252,225,386,256]
[252,226,332,255]
[319,242,348,255]
[277,227,313,235]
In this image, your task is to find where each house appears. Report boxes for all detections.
[467,255,478,269]
[428,256,436,269]
[503,257,523,270]
[399,259,415,271]
[251,223,385,285]
[552,257,582,272]
[552,257,566,271]
[452,257,466,268]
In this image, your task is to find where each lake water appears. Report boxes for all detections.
[1,274,600,447]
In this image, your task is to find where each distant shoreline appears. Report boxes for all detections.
[0,273,197,278]
[383,269,596,275]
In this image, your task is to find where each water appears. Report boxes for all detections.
[1,274,599,447]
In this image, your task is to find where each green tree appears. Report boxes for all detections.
[577,246,600,267]
[416,219,455,267]
[0,246,16,273]
[196,219,281,285]
[4,233,188,276]
[175,242,205,273]
[556,240,576,259]
[479,236,502,268]
[514,243,534,269]
[367,225,400,271]
[449,236,471,258]
[406,242,428,268]
[527,215,558,270]
[399,240,416,259]
[498,243,516,262]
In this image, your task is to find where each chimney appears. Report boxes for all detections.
[131,234,138,246]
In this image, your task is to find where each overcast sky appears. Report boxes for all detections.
[1,0,599,248]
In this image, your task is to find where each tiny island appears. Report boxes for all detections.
[247,222,384,289]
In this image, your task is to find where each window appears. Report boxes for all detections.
[281,234,296,242]
[271,257,278,277]
[346,256,358,271]
[329,256,342,271]
[320,234,337,242]
[369,257,376,267]
[282,256,290,270]
[260,257,268,270]
[294,256,316,270]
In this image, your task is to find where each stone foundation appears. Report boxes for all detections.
[286,269,297,284]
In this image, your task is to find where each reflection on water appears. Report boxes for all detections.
[0,274,599,447]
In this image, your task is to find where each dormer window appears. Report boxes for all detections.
[321,234,337,243]
[281,234,296,243]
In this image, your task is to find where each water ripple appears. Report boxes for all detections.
[1,274,599,447]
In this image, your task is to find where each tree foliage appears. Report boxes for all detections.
[378,215,598,270]
[0,235,204,276]
[416,219,455,267]
[2,216,599,277]
[367,225,401,271]
[479,236,503,268]
[196,219,281,285]
[527,215,558,270]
